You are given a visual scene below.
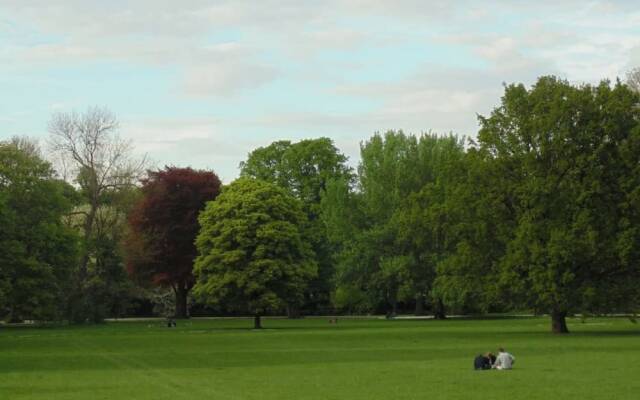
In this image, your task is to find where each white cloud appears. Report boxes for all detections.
[3,0,640,179]
[629,46,640,68]
[1,1,285,96]
[182,63,277,97]
[124,117,263,181]
[178,43,279,96]
[6,0,633,88]
[48,102,72,111]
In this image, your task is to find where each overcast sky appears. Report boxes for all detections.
[1,0,639,181]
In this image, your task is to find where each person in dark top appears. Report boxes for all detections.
[473,352,494,370]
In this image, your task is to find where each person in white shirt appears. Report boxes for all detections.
[492,347,515,370]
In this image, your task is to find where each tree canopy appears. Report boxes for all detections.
[476,76,640,332]
[193,178,317,328]
[322,132,467,317]
[4,75,640,332]
[0,140,78,321]
[240,137,352,314]
[126,166,221,318]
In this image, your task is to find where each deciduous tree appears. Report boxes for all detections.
[0,139,78,321]
[323,132,465,317]
[193,178,317,329]
[48,107,146,322]
[126,167,221,318]
[477,76,640,333]
[240,138,352,314]
[626,67,640,93]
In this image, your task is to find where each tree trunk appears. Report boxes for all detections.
[254,314,262,329]
[79,201,98,279]
[287,304,301,319]
[434,298,446,320]
[386,298,397,319]
[551,310,569,334]
[174,285,189,319]
[415,294,425,316]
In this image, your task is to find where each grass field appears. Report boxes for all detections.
[1,316,639,399]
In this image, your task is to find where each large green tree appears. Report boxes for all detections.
[0,139,78,321]
[323,132,465,316]
[388,135,468,317]
[193,178,317,328]
[478,76,640,333]
[240,138,352,314]
[430,147,512,314]
[323,132,414,315]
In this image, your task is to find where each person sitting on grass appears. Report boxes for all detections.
[474,352,495,370]
[492,347,515,370]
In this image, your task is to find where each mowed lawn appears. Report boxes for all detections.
[1,317,639,400]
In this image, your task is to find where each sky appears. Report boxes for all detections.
[1,0,639,181]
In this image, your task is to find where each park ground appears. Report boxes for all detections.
[0,316,639,400]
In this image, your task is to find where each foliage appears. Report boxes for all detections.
[145,287,177,318]
[331,284,370,314]
[240,138,351,206]
[0,140,79,321]
[431,148,512,314]
[240,138,352,313]
[193,178,317,327]
[476,76,640,332]
[126,167,222,318]
[323,132,466,316]
[48,107,146,323]
[5,76,640,330]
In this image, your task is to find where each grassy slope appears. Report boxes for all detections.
[0,317,639,400]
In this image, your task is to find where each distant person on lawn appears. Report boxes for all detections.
[492,348,515,370]
[474,352,496,370]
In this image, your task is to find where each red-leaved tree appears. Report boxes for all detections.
[126,167,221,318]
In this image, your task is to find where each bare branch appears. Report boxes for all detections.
[47,106,146,193]
[66,211,90,217]
[626,67,640,93]
[47,106,147,277]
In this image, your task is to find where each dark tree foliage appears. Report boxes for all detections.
[0,141,79,321]
[432,148,512,315]
[126,167,221,318]
[477,76,640,333]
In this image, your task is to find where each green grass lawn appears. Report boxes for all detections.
[1,316,639,399]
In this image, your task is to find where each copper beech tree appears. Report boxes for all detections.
[126,167,221,318]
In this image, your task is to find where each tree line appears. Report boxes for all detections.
[1,76,639,333]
